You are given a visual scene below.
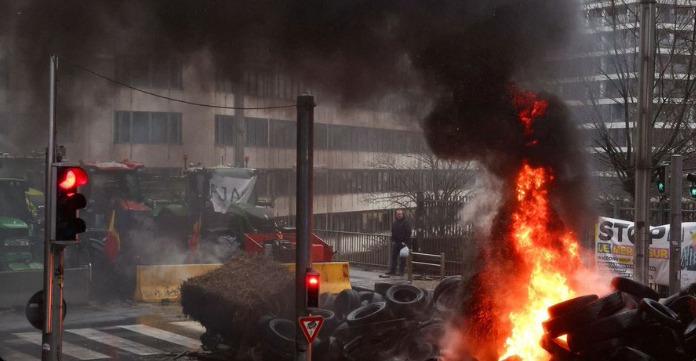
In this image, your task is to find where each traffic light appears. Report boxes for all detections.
[306,269,320,308]
[688,174,696,198]
[53,164,88,243]
[655,166,667,194]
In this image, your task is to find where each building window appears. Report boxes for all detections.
[0,112,7,136]
[269,119,296,148]
[116,56,182,89]
[0,59,6,90]
[246,117,268,147]
[214,115,235,146]
[114,111,182,144]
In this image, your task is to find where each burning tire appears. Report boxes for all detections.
[386,284,428,318]
[566,309,643,353]
[611,277,660,302]
[346,302,390,327]
[547,294,598,319]
[540,335,574,360]
[542,291,625,338]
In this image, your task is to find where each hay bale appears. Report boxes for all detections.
[181,253,294,346]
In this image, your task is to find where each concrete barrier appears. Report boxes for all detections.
[134,262,352,303]
[0,267,91,308]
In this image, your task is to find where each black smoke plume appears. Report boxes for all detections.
[0,0,592,229]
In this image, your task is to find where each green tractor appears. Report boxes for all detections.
[0,178,42,272]
[143,165,278,263]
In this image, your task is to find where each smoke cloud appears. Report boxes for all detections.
[1,0,592,227]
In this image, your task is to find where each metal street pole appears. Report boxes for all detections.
[295,95,315,361]
[669,154,682,294]
[634,0,656,284]
[42,54,63,361]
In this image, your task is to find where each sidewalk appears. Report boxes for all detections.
[348,264,442,291]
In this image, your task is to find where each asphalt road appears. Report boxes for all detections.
[0,265,406,361]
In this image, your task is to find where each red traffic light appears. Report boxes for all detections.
[308,275,319,286]
[58,168,88,190]
[306,269,320,308]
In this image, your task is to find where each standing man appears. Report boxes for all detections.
[386,209,412,276]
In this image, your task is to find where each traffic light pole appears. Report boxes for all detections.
[42,54,64,361]
[669,155,682,294]
[295,95,315,361]
[634,0,656,284]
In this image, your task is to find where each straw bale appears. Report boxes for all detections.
[181,253,294,346]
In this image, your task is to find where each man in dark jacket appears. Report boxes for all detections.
[386,209,412,276]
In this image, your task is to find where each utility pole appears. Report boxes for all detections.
[295,95,315,361]
[42,54,62,361]
[669,155,682,294]
[634,0,656,284]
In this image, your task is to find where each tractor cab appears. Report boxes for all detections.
[0,178,41,271]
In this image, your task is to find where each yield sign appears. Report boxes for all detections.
[298,315,324,343]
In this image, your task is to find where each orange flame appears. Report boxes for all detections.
[499,163,582,361]
[497,91,582,360]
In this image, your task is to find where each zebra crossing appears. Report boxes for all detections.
[0,321,204,361]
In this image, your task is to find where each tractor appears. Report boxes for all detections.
[142,165,334,264]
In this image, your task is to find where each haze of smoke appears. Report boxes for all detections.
[458,169,503,239]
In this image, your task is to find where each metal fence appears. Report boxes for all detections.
[315,230,466,276]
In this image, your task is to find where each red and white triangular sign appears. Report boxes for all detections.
[298,315,324,343]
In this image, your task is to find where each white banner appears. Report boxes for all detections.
[595,216,696,287]
[209,175,257,214]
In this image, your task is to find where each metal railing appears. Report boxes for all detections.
[407,251,445,282]
[316,230,465,276]
[315,230,391,267]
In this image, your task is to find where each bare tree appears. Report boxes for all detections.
[364,152,474,208]
[573,0,696,201]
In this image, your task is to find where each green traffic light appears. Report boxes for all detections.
[658,182,665,193]
[691,186,696,198]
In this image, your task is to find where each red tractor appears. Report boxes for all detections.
[68,161,155,297]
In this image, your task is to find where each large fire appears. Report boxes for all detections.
[499,91,583,361]
[499,162,582,360]
[450,90,585,361]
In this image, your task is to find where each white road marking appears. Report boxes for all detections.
[66,328,162,356]
[117,324,200,349]
[0,346,41,361]
[13,332,110,360]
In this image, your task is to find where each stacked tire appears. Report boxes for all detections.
[541,277,696,361]
[258,277,463,361]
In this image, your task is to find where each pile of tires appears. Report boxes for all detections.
[257,276,463,361]
[541,277,696,361]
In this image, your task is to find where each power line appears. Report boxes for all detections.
[64,61,297,110]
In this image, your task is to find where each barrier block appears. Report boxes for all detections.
[134,264,222,302]
[134,262,352,303]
